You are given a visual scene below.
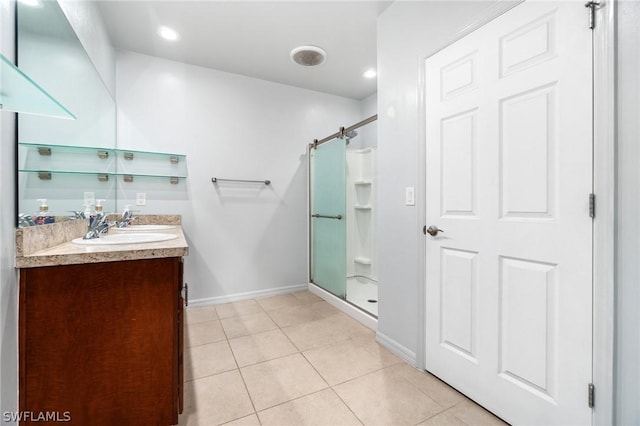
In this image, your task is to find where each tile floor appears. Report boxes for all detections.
[179,291,508,426]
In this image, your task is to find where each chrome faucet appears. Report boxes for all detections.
[67,211,86,220]
[18,214,36,228]
[83,212,114,239]
[116,207,136,228]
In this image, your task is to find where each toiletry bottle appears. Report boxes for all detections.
[93,199,107,225]
[34,199,55,225]
[95,199,105,214]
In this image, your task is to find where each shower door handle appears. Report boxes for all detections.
[311,214,342,220]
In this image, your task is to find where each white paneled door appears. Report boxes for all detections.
[425,2,593,425]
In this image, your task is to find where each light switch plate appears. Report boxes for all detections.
[136,193,146,206]
[405,187,415,206]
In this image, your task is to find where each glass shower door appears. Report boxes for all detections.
[310,138,346,298]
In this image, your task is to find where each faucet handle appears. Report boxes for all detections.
[67,210,86,220]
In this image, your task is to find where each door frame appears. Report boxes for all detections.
[416,1,616,424]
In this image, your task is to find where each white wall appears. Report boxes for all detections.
[0,0,18,421]
[58,0,116,96]
[354,93,377,150]
[615,1,640,423]
[376,1,517,362]
[116,50,362,304]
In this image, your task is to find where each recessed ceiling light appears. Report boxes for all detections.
[158,26,180,42]
[290,45,327,67]
[363,69,377,79]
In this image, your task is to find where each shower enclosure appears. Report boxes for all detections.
[309,115,377,316]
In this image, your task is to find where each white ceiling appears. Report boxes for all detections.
[97,1,393,100]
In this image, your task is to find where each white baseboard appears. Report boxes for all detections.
[376,331,417,366]
[307,283,377,331]
[187,283,308,308]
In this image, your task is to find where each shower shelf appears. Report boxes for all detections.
[354,180,372,186]
[354,257,372,265]
[354,205,372,210]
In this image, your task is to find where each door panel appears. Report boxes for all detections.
[499,256,557,397]
[425,2,592,425]
[440,247,478,361]
[441,110,477,217]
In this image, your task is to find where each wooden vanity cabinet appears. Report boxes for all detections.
[19,257,185,425]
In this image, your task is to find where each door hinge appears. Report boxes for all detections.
[588,383,595,408]
[585,1,600,30]
[589,193,595,218]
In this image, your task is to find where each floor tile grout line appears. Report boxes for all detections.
[326,385,366,426]
[298,348,332,389]
[184,336,227,350]
[264,300,328,353]
[252,386,336,417]
[183,364,238,383]
[417,404,470,426]
[234,346,304,369]
[235,366,261,425]
[223,305,262,425]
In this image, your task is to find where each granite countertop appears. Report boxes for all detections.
[15,215,188,268]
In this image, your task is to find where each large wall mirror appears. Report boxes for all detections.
[17,0,116,224]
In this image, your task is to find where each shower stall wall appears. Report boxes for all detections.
[346,147,377,315]
[309,115,377,317]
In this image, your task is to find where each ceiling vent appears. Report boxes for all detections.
[290,45,327,67]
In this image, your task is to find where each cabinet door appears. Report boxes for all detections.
[20,258,180,425]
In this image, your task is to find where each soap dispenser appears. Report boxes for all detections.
[34,199,55,225]
[95,199,106,214]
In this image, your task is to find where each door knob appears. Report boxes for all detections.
[426,225,444,236]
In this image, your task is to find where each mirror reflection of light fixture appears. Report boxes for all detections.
[19,0,43,8]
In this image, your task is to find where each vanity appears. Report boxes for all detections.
[15,217,188,425]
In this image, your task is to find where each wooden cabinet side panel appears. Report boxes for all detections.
[177,258,184,417]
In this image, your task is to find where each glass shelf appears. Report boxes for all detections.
[115,172,187,180]
[0,54,75,119]
[19,169,187,182]
[114,148,186,162]
[19,142,112,158]
[19,142,186,162]
[18,142,188,183]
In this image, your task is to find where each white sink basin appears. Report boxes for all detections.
[72,232,178,245]
[112,225,177,232]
